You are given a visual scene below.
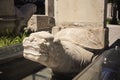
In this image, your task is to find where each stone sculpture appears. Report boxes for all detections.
[23,28,104,76]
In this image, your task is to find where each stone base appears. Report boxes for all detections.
[0,16,16,35]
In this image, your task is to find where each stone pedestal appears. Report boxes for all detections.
[0,18,16,34]
[54,0,105,25]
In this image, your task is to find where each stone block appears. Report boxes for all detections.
[54,0,105,25]
[27,15,55,31]
[0,0,15,16]
[0,0,16,34]
[0,17,16,34]
[107,25,120,46]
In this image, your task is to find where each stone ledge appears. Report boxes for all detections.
[0,44,23,64]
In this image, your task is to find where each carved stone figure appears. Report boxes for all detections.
[23,28,104,75]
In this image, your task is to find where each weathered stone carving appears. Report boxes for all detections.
[23,28,104,75]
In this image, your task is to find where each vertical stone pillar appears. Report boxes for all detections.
[45,0,54,17]
[54,0,105,25]
[0,0,16,34]
[0,0,15,16]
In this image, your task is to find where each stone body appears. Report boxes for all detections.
[23,28,104,75]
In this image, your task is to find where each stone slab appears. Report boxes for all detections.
[0,0,15,16]
[0,19,16,34]
[54,0,105,26]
